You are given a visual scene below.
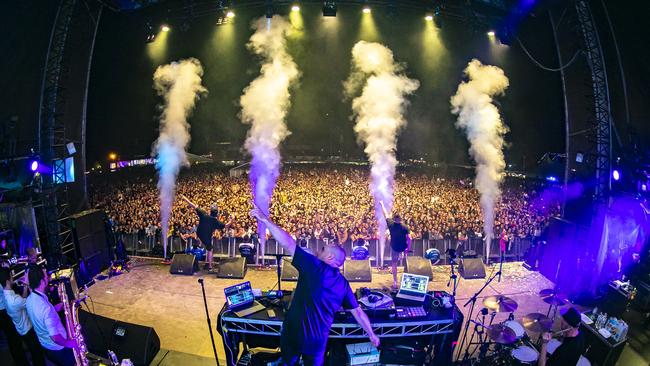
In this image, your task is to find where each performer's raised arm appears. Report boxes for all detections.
[180,194,198,209]
[250,204,296,256]
[379,200,390,221]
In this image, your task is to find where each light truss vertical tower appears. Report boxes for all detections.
[575,0,612,205]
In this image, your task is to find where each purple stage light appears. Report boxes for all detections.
[612,170,620,181]
[642,184,647,192]
[545,176,558,183]
[30,160,39,172]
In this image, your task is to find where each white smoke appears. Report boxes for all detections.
[344,41,419,266]
[152,58,206,259]
[450,59,509,262]
[240,16,299,263]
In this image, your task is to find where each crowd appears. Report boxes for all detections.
[89,165,561,244]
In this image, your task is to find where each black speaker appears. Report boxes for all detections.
[344,260,372,282]
[70,209,110,279]
[459,258,486,279]
[170,254,198,275]
[216,257,247,279]
[405,257,433,278]
[78,309,160,366]
[281,259,299,281]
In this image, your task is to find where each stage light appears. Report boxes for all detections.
[487,30,495,36]
[292,4,300,12]
[425,14,433,21]
[226,10,235,18]
[30,161,39,172]
[642,184,647,192]
[546,176,558,183]
[161,25,170,32]
[612,170,620,181]
[322,1,337,17]
[108,152,117,161]
[362,6,371,14]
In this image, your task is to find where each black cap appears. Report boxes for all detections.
[561,307,581,328]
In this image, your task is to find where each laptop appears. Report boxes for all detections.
[396,273,430,302]
[224,281,266,317]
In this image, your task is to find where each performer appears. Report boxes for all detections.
[250,204,380,366]
[538,307,585,366]
[0,268,46,366]
[379,201,411,289]
[25,265,77,366]
[180,194,227,271]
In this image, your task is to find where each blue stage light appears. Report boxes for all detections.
[612,170,620,181]
[30,161,39,172]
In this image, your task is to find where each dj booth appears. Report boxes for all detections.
[217,290,463,366]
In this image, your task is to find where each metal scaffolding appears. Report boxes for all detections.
[575,0,613,204]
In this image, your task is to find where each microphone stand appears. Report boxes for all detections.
[447,257,459,299]
[271,254,290,300]
[455,264,502,362]
[198,278,220,366]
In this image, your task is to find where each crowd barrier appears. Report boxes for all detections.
[115,232,535,266]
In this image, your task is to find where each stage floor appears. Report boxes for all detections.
[85,257,562,362]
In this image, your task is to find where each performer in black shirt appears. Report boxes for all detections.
[379,201,411,289]
[539,307,585,366]
[250,204,379,366]
[181,195,227,271]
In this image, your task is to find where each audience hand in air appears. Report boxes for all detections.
[369,333,380,348]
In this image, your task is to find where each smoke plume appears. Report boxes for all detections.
[344,41,419,266]
[240,16,299,259]
[450,59,509,262]
[152,58,206,259]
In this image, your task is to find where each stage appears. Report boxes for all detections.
[85,257,565,364]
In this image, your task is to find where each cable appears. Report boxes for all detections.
[220,310,235,366]
[516,37,582,72]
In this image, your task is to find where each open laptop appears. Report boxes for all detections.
[224,281,266,317]
[396,273,430,302]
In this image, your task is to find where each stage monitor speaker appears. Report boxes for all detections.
[281,258,299,281]
[344,260,372,282]
[78,309,160,366]
[217,257,247,279]
[170,254,198,275]
[459,258,486,279]
[405,257,433,278]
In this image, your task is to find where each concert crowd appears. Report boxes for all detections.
[89,165,561,243]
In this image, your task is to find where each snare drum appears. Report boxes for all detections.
[504,320,526,340]
[546,338,561,354]
[511,345,539,365]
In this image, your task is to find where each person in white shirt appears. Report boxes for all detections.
[0,268,45,366]
[25,265,77,366]
[0,268,29,366]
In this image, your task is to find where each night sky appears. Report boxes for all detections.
[87,3,566,170]
[2,1,649,173]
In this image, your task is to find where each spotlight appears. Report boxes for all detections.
[226,10,235,18]
[612,170,620,181]
[425,14,433,21]
[161,24,170,32]
[291,4,300,12]
[322,1,337,17]
[546,176,558,183]
[487,30,495,36]
[30,161,39,172]
[362,6,371,14]
[108,152,117,161]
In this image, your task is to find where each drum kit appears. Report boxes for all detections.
[462,288,587,365]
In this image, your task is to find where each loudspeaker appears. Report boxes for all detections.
[459,258,486,279]
[281,258,299,281]
[70,209,110,280]
[216,257,247,279]
[78,309,160,366]
[344,260,372,282]
[405,257,433,278]
[170,254,198,275]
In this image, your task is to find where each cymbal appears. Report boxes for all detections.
[539,289,560,297]
[487,324,517,344]
[542,296,568,306]
[522,313,553,333]
[483,295,519,313]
